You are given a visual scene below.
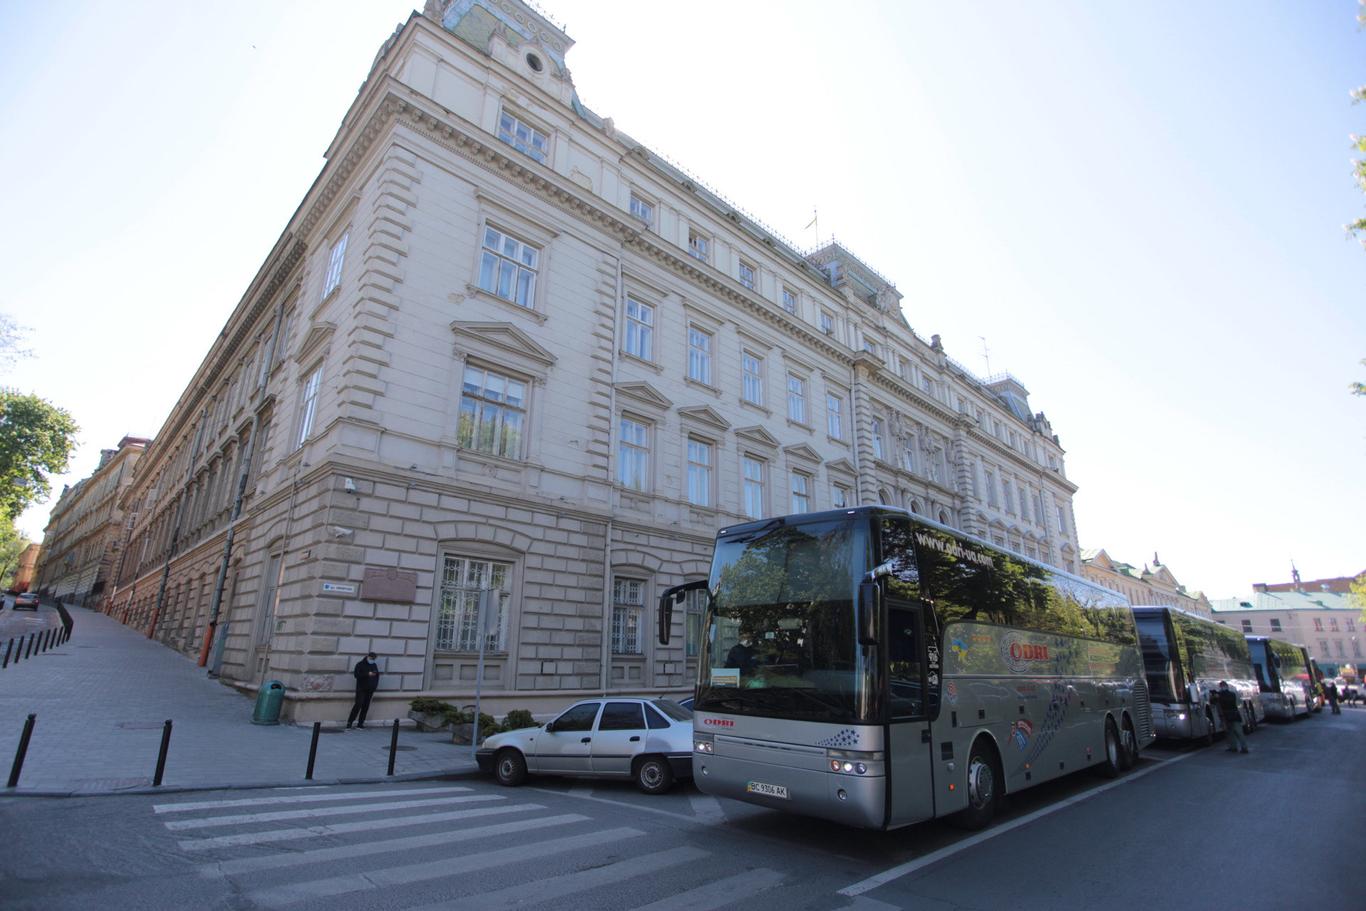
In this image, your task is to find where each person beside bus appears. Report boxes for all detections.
[1324,679,1341,714]
[1215,681,1248,754]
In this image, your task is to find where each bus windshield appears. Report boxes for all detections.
[1135,613,1182,704]
[694,516,871,724]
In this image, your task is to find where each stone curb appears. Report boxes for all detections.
[0,765,487,799]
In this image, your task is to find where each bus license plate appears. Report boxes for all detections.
[746,780,789,799]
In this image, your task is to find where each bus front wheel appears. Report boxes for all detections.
[952,740,1001,830]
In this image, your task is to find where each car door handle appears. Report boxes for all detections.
[629,736,640,742]
[580,737,591,743]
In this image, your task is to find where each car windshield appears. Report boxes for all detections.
[651,699,692,721]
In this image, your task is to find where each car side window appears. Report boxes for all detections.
[598,702,645,731]
[552,702,601,732]
[644,705,670,730]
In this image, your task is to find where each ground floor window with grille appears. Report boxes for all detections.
[613,576,645,655]
[684,585,706,657]
[437,556,509,652]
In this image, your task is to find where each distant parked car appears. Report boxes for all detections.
[12,593,39,611]
[476,697,693,794]
[677,696,694,712]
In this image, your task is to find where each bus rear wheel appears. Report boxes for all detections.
[1098,719,1123,778]
[1119,718,1138,770]
[952,740,1000,830]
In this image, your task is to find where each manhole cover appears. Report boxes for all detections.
[116,722,165,730]
[384,745,418,752]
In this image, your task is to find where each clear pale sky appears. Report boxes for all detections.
[1,1,1361,598]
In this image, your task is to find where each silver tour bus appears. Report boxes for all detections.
[658,507,1155,831]
[1245,636,1313,720]
[1132,605,1264,743]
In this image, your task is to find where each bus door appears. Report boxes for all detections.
[886,598,937,826]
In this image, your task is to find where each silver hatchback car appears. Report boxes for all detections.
[476,697,693,794]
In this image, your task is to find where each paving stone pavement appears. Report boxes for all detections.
[0,603,480,795]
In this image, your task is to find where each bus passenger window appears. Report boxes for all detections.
[889,605,924,718]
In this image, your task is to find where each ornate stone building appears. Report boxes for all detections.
[105,0,1081,720]
[1080,549,1211,617]
[33,436,148,604]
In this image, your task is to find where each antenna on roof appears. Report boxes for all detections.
[979,336,991,376]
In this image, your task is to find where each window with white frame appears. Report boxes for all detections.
[684,586,706,657]
[742,351,764,405]
[781,286,797,315]
[296,366,322,449]
[826,393,843,438]
[1003,480,1015,515]
[863,337,878,357]
[629,192,654,225]
[687,326,713,385]
[871,418,885,461]
[617,416,649,491]
[738,260,756,289]
[437,556,509,651]
[1056,506,1068,534]
[787,374,807,424]
[903,437,917,473]
[985,470,999,507]
[688,229,710,262]
[458,365,527,458]
[1270,618,1282,632]
[497,109,549,163]
[1313,618,1324,632]
[612,576,644,655]
[624,297,654,361]
[832,483,850,509]
[322,231,348,300]
[478,226,540,309]
[790,471,811,514]
[742,455,765,519]
[819,310,834,335]
[686,437,712,507]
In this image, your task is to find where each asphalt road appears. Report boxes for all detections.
[1,707,1362,911]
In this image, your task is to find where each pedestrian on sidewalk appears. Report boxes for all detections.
[1214,681,1248,754]
[347,652,381,729]
[1324,680,1341,714]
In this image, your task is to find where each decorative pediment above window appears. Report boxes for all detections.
[734,425,780,449]
[450,321,557,369]
[782,443,822,464]
[825,458,856,477]
[614,381,672,411]
[295,322,337,365]
[677,405,729,432]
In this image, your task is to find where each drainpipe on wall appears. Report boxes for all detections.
[600,251,623,695]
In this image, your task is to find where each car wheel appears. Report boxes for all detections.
[951,739,1001,830]
[493,748,527,787]
[635,756,674,794]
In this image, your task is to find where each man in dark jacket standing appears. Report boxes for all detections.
[347,652,381,729]
[1215,681,1248,754]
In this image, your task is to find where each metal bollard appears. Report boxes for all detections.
[305,722,321,780]
[2,639,11,668]
[387,719,399,776]
[40,629,50,651]
[153,720,173,787]
[23,634,34,660]
[7,714,36,788]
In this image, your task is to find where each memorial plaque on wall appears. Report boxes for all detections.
[361,567,418,603]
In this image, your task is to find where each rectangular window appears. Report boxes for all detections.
[871,418,885,461]
[296,366,322,449]
[1313,618,1324,632]
[787,374,807,424]
[1330,618,1339,632]
[1241,620,1253,633]
[322,232,348,300]
[688,229,710,262]
[741,351,764,405]
[832,484,850,509]
[863,337,878,357]
[742,456,765,519]
[985,471,998,508]
[781,286,797,314]
[902,438,916,474]
[1003,481,1015,515]
[437,556,509,652]
[629,193,654,225]
[790,471,811,514]
[1056,506,1068,534]
[617,417,649,491]
[686,438,712,507]
[478,226,540,309]
[1335,640,1345,657]
[624,297,654,361]
[826,394,843,438]
[612,576,644,655]
[738,260,756,289]
[819,311,834,335]
[1270,618,1282,632]
[497,109,548,163]
[458,365,527,458]
[687,326,713,385]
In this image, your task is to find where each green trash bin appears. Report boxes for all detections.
[251,680,286,725]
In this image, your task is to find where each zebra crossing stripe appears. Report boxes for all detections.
[181,802,544,852]
[199,812,589,877]
[247,826,643,907]
[627,868,785,911]
[164,793,501,831]
[154,785,470,814]
[403,845,708,911]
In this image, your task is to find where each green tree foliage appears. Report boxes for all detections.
[0,390,79,520]
[1351,571,1366,624]
[1353,2,1366,245]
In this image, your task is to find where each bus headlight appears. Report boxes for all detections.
[826,748,881,776]
[694,733,715,754]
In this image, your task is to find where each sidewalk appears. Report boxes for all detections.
[0,604,480,796]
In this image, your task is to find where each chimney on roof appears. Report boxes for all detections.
[1253,583,1268,593]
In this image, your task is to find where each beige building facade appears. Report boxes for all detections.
[1080,549,1210,617]
[34,436,148,605]
[106,0,1082,720]
[1210,589,1362,678]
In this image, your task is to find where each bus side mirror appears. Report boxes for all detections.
[858,582,880,646]
[657,580,707,646]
